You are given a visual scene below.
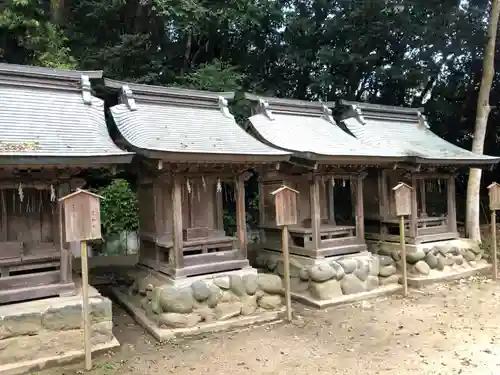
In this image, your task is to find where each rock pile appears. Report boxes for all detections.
[375,244,484,276]
[255,254,400,301]
[130,273,284,329]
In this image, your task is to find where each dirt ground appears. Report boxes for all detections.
[36,276,500,375]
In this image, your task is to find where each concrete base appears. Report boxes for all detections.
[406,261,492,288]
[0,281,119,374]
[366,238,480,255]
[291,284,403,309]
[112,288,285,341]
[116,266,286,341]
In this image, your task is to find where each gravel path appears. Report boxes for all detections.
[38,276,500,375]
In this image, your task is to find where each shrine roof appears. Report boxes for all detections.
[244,93,402,164]
[105,80,290,163]
[336,100,500,166]
[0,63,133,166]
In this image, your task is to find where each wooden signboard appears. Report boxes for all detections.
[59,189,104,371]
[271,185,299,322]
[60,189,102,243]
[392,182,412,217]
[271,186,299,226]
[488,182,499,281]
[488,182,500,211]
[392,182,412,297]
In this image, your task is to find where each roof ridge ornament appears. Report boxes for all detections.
[351,104,366,125]
[417,111,430,129]
[120,85,137,111]
[258,98,275,120]
[81,75,92,105]
[320,101,335,124]
[218,96,234,119]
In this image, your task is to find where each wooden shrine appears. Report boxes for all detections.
[244,94,402,258]
[336,100,500,245]
[106,80,290,279]
[0,63,132,304]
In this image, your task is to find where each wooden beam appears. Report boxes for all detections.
[235,176,247,258]
[447,176,457,233]
[310,177,321,250]
[419,180,427,216]
[327,180,335,225]
[171,175,184,269]
[410,175,418,238]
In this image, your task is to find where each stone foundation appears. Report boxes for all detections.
[111,267,285,341]
[254,250,402,308]
[368,238,491,286]
[0,285,118,374]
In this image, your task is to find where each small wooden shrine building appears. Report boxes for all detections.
[0,63,133,304]
[244,94,402,259]
[336,101,500,245]
[105,81,290,279]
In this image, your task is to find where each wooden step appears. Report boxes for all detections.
[0,282,75,304]
[0,270,60,290]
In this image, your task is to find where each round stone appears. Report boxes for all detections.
[266,258,278,271]
[354,260,369,281]
[379,265,397,277]
[406,248,426,264]
[191,280,211,302]
[464,250,476,262]
[424,253,438,269]
[230,275,246,297]
[436,255,446,270]
[330,261,345,280]
[391,251,401,261]
[299,268,310,281]
[159,287,195,314]
[257,274,283,294]
[450,247,460,255]
[207,284,223,308]
[366,275,380,291]
[258,295,282,310]
[414,260,430,275]
[309,264,336,282]
[378,255,394,267]
[340,274,365,295]
[242,274,258,295]
[453,255,464,265]
[338,258,357,274]
[309,279,343,300]
[214,277,230,290]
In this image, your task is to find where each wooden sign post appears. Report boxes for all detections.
[488,182,500,281]
[271,185,299,322]
[392,182,412,297]
[59,189,104,371]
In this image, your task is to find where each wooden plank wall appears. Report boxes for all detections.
[1,188,55,244]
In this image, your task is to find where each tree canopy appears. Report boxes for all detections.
[1,0,499,221]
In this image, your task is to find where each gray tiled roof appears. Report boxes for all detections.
[106,80,290,160]
[244,94,401,162]
[0,63,133,164]
[338,101,500,165]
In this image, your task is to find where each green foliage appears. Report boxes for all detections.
[98,179,138,237]
[180,59,245,92]
[0,0,75,68]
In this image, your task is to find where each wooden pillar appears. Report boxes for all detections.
[258,178,266,244]
[410,175,418,238]
[380,170,389,219]
[355,176,365,242]
[419,180,427,217]
[215,180,224,233]
[58,183,72,284]
[235,176,247,258]
[153,182,161,264]
[328,180,335,225]
[1,190,6,241]
[310,176,321,250]
[171,175,184,269]
[447,175,457,233]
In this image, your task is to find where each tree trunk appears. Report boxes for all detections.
[466,0,500,242]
